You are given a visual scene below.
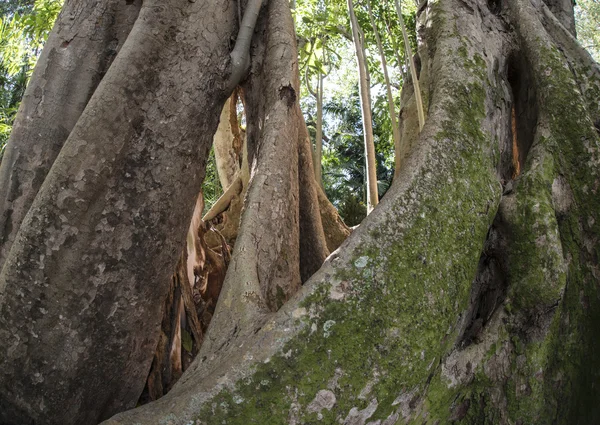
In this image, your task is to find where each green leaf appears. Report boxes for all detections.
[182,329,193,353]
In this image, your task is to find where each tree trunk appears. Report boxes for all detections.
[298,110,332,282]
[395,0,425,132]
[0,0,142,271]
[385,13,409,84]
[317,183,352,252]
[366,0,403,178]
[105,0,600,423]
[314,69,324,188]
[347,0,379,213]
[543,0,577,35]
[213,93,242,191]
[0,0,237,422]
[2,0,600,424]
[305,44,325,190]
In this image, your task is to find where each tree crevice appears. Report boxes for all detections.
[503,53,538,181]
[457,211,509,349]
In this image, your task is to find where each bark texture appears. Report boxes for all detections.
[0,0,142,271]
[186,0,308,375]
[543,0,576,35]
[105,0,600,423]
[213,94,242,190]
[317,184,352,252]
[0,0,236,423]
[3,0,599,423]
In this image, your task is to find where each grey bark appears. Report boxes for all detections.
[0,0,142,272]
[0,0,237,423]
[543,0,576,35]
[187,0,304,379]
[105,0,600,423]
[3,0,598,423]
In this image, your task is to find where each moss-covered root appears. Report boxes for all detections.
[419,2,600,424]
[504,1,600,422]
[502,144,566,314]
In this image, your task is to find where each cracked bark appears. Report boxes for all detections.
[0,0,142,272]
[1,0,598,423]
[104,0,600,423]
[0,0,236,423]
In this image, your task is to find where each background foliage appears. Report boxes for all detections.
[0,0,61,153]
[575,0,600,61]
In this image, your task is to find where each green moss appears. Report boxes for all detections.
[571,62,600,124]
[194,39,502,424]
[497,40,600,424]
[462,52,488,82]
[275,285,287,310]
[193,22,600,425]
[505,146,566,311]
[418,358,508,424]
[503,315,562,423]
[424,0,446,57]
[535,46,600,423]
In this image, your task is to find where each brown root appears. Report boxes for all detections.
[141,192,229,403]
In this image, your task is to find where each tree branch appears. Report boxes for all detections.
[227,0,265,91]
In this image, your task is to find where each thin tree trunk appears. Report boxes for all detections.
[366,0,403,178]
[395,0,425,131]
[385,14,408,83]
[347,0,379,212]
[314,69,324,187]
[305,45,324,189]
[0,0,142,271]
[213,94,242,190]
